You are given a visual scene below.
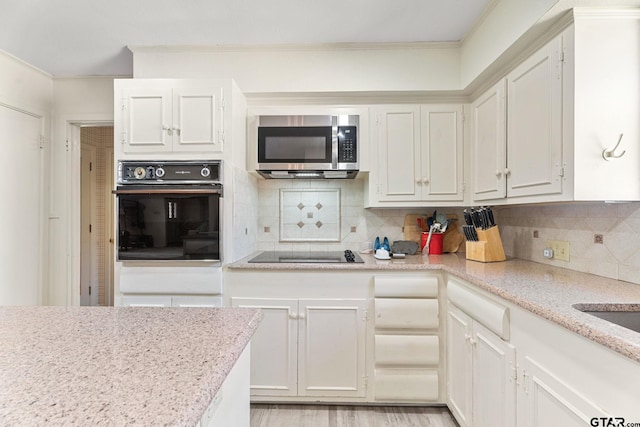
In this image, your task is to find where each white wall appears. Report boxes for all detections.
[50,77,115,306]
[131,44,462,93]
[0,51,53,305]
[460,0,559,88]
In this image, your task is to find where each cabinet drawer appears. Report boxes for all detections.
[374,370,439,401]
[448,278,509,339]
[375,298,438,329]
[374,275,438,298]
[375,334,439,366]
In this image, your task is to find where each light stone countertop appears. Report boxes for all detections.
[229,251,640,364]
[0,306,262,426]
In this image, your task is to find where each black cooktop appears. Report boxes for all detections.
[248,250,364,264]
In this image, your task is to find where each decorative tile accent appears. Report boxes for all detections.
[280,189,340,242]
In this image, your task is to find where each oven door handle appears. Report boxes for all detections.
[112,188,223,195]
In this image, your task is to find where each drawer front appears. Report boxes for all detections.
[375,334,439,366]
[375,298,439,329]
[374,370,439,401]
[374,275,438,298]
[448,278,509,339]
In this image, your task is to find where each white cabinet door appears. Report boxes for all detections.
[447,305,473,427]
[231,298,298,397]
[471,81,507,201]
[420,105,464,201]
[472,321,516,427]
[122,88,173,153]
[298,299,366,398]
[448,303,516,427]
[376,105,422,202]
[173,88,222,153]
[507,36,563,198]
[120,84,224,154]
[518,356,608,427]
[374,105,463,204]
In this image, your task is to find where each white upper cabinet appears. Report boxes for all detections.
[370,104,464,207]
[472,36,564,203]
[115,79,229,159]
[472,11,640,204]
[471,80,507,201]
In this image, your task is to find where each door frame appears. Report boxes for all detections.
[61,115,113,306]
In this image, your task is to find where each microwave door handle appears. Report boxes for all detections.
[168,201,173,219]
[332,122,339,169]
[173,202,177,219]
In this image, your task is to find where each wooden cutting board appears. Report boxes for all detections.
[403,214,426,242]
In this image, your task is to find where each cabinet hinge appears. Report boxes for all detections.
[559,167,565,178]
[121,132,127,145]
[121,98,127,111]
[89,162,92,172]
[559,48,565,63]
[363,375,369,389]
[65,138,70,151]
[510,363,517,381]
[461,112,466,123]
[461,182,466,193]
[363,310,368,322]
[39,135,45,149]
[376,184,381,195]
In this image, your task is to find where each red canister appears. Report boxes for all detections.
[421,232,444,254]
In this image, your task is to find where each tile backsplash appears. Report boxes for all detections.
[257,179,427,252]
[496,202,640,285]
[255,178,640,287]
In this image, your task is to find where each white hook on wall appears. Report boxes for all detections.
[602,133,626,161]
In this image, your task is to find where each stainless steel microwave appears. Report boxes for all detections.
[256,115,359,179]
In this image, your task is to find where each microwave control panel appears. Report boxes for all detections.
[337,126,357,163]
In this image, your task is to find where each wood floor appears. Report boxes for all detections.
[251,404,460,427]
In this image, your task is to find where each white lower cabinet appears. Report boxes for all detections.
[231,297,366,399]
[448,276,640,427]
[447,303,516,427]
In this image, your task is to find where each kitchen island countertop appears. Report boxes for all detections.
[0,306,262,426]
[229,251,640,364]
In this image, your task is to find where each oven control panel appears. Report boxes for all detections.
[118,161,221,184]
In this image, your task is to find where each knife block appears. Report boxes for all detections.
[465,226,506,262]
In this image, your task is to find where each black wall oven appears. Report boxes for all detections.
[113,161,222,261]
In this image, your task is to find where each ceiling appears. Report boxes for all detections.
[1,0,490,77]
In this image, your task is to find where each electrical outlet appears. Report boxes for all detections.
[546,240,570,262]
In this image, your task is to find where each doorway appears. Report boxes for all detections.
[79,126,114,306]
